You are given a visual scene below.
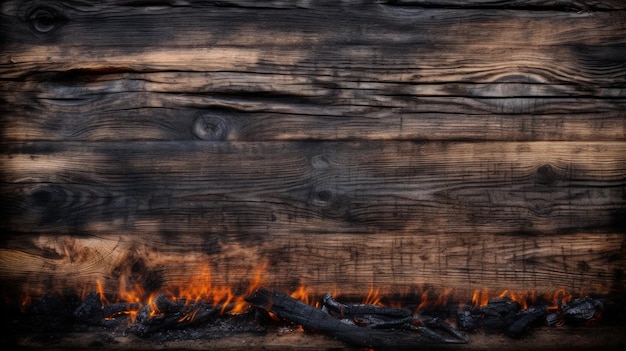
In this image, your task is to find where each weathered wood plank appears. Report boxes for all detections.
[1,73,624,141]
[2,6,624,78]
[1,2,624,141]
[388,0,626,10]
[0,230,623,301]
[1,141,624,237]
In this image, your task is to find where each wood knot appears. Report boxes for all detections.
[31,187,54,205]
[535,164,558,185]
[27,6,67,34]
[310,154,330,169]
[27,185,69,225]
[308,185,349,218]
[192,114,230,141]
[310,186,336,208]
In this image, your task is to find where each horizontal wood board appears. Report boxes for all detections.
[0,0,625,301]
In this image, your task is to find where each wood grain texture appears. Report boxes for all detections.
[1,73,625,141]
[389,0,626,9]
[0,0,625,302]
[1,141,624,297]
[1,1,625,141]
[0,230,623,300]
[1,141,624,237]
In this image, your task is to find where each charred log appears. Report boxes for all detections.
[129,294,221,336]
[73,292,106,326]
[102,301,142,320]
[20,292,80,332]
[562,298,604,324]
[457,297,521,333]
[74,292,141,327]
[546,297,604,326]
[506,307,547,338]
[245,287,467,350]
[458,296,604,336]
[322,292,412,320]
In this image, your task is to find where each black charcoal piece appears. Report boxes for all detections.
[562,297,603,324]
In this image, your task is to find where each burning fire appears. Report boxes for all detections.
[16,258,594,331]
[363,286,383,306]
[548,289,573,308]
[470,289,545,310]
[291,285,314,306]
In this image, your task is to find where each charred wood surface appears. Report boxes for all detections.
[457,296,605,338]
[0,0,625,305]
[0,141,624,297]
[1,1,625,142]
[322,293,413,320]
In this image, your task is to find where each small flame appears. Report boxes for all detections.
[119,277,145,305]
[545,288,573,312]
[363,286,383,306]
[471,289,537,309]
[472,290,490,307]
[231,261,268,314]
[246,261,268,296]
[215,287,234,314]
[552,289,573,305]
[290,285,312,305]
[416,288,452,312]
[147,293,163,318]
[436,288,452,307]
[96,279,109,306]
[510,290,535,310]
[416,291,431,311]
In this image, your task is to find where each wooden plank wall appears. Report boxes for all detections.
[1,0,625,302]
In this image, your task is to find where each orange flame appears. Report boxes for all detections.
[472,290,490,307]
[545,288,573,312]
[290,285,313,305]
[147,293,163,318]
[117,276,146,322]
[231,261,268,314]
[96,279,110,306]
[416,288,453,312]
[470,289,538,309]
[416,291,431,311]
[363,286,383,306]
[19,260,593,331]
[436,288,452,307]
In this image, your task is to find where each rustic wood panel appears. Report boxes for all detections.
[1,75,625,141]
[0,231,624,300]
[0,0,625,304]
[389,0,626,9]
[1,1,625,141]
[1,141,624,237]
[1,141,624,297]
